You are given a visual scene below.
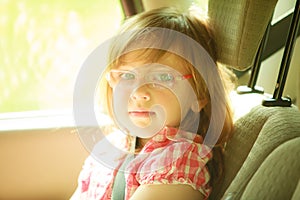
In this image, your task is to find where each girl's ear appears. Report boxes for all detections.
[191,98,208,113]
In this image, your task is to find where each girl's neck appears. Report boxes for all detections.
[135,137,151,153]
[139,137,151,147]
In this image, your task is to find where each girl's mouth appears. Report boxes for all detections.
[128,111,156,118]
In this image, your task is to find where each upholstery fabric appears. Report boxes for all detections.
[291,180,300,200]
[210,105,300,199]
[208,0,278,70]
[241,137,300,199]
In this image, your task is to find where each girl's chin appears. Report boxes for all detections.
[129,117,151,128]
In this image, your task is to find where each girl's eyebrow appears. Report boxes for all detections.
[116,65,132,70]
[117,64,182,73]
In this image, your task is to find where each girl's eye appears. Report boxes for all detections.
[120,72,135,80]
[157,73,174,82]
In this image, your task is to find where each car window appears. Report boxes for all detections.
[0,0,123,113]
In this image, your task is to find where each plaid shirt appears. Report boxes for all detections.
[71,127,212,200]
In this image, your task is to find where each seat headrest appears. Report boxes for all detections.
[208,0,278,70]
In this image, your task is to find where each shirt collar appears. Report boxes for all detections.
[151,126,203,143]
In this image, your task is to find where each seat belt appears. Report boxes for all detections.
[112,155,133,200]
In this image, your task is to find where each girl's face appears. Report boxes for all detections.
[108,52,198,130]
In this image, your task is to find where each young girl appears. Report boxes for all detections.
[71,7,234,200]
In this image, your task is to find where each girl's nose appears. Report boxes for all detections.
[131,87,150,101]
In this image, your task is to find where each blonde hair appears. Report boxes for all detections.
[99,7,235,187]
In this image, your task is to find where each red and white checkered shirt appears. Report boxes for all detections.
[71,127,212,200]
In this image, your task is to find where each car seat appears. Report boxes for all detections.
[206,0,300,199]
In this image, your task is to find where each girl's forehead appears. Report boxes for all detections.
[116,51,191,74]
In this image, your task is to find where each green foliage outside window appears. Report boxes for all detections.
[0,0,123,113]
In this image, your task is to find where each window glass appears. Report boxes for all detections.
[0,0,123,113]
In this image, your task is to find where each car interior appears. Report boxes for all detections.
[0,0,299,199]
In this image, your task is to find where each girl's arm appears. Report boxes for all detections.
[129,184,205,200]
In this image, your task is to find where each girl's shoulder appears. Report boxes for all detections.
[130,127,213,174]
[142,127,212,160]
[128,128,213,198]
